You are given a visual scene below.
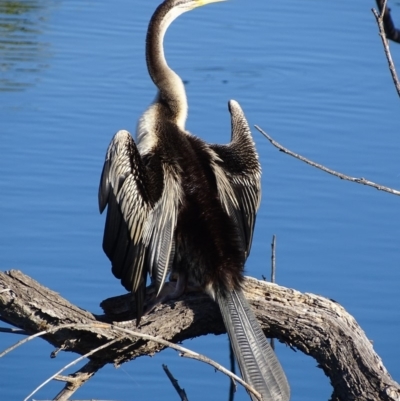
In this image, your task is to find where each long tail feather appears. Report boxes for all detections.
[217,289,290,401]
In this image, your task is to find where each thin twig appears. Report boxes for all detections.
[381,0,388,15]
[0,322,109,358]
[24,339,119,401]
[270,235,276,351]
[375,0,400,43]
[228,341,236,401]
[181,352,261,401]
[162,364,189,401]
[372,3,400,97]
[271,235,276,284]
[255,125,400,196]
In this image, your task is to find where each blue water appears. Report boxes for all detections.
[1,0,399,400]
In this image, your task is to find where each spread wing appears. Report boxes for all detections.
[99,129,180,320]
[210,100,261,257]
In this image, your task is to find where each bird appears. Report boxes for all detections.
[98,0,290,400]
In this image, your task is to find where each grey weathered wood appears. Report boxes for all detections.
[0,269,399,401]
[52,360,105,401]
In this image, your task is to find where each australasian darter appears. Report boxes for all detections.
[98,1,290,400]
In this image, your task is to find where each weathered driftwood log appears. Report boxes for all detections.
[0,269,399,401]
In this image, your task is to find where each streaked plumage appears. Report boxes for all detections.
[99,1,290,400]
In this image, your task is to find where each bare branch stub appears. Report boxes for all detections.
[271,235,276,284]
[53,360,106,401]
[162,364,190,401]
[1,269,400,401]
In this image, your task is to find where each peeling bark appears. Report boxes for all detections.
[0,269,399,401]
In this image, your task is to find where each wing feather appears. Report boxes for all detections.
[98,130,152,295]
[210,100,261,257]
[99,129,181,316]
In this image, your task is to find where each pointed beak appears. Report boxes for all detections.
[196,0,227,7]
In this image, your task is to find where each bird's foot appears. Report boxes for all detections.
[143,273,188,316]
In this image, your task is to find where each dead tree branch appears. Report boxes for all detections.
[0,269,399,401]
[52,360,106,401]
[255,125,400,196]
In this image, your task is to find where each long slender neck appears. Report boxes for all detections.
[146,2,188,128]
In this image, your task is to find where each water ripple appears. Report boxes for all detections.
[0,0,53,91]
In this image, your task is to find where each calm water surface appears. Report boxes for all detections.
[1,0,399,400]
